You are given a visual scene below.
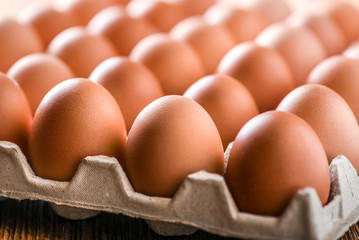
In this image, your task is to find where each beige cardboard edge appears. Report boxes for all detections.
[0,141,358,240]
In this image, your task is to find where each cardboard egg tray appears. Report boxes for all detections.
[0,140,359,240]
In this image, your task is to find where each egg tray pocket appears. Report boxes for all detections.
[0,141,358,240]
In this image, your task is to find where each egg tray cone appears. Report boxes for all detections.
[0,141,358,240]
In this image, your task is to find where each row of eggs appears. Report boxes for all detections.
[2,0,359,217]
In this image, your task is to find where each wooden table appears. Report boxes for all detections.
[0,198,358,240]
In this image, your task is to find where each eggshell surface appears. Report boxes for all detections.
[19,5,76,47]
[203,4,266,43]
[0,72,32,157]
[170,17,236,74]
[256,24,327,86]
[8,53,75,115]
[307,56,359,123]
[183,74,259,149]
[277,84,359,173]
[287,13,346,56]
[87,6,157,55]
[217,42,295,112]
[126,95,224,198]
[29,78,127,181]
[126,0,186,32]
[48,27,118,78]
[225,111,330,216]
[90,56,164,132]
[130,33,205,95]
[327,3,359,43]
[0,18,43,72]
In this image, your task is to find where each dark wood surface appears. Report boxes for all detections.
[0,198,358,240]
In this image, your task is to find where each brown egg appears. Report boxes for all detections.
[277,84,359,173]
[0,72,32,157]
[0,18,43,72]
[48,27,118,78]
[225,110,330,216]
[57,0,117,26]
[217,42,295,112]
[170,16,236,74]
[286,13,346,56]
[256,23,327,86]
[19,4,76,47]
[90,56,164,132]
[245,0,290,25]
[183,74,259,149]
[129,33,205,95]
[169,0,215,16]
[343,41,359,59]
[203,3,266,43]
[8,53,75,115]
[126,95,224,197]
[29,78,127,181]
[126,0,187,32]
[327,3,359,43]
[112,0,130,5]
[87,6,157,55]
[307,56,359,123]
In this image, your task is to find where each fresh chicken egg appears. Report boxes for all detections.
[48,26,118,78]
[126,0,187,32]
[90,56,164,132]
[277,84,359,173]
[29,78,127,181]
[19,4,76,47]
[0,72,32,157]
[203,3,266,43]
[7,53,74,115]
[286,13,346,56]
[225,110,330,216]
[0,18,43,72]
[217,41,295,112]
[183,74,259,149]
[129,33,205,95]
[126,95,224,197]
[170,16,236,74]
[307,55,359,123]
[255,23,327,86]
[87,6,157,55]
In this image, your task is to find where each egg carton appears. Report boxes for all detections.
[0,141,358,240]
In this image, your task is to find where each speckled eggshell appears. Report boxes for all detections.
[0,18,43,72]
[170,16,236,74]
[87,6,157,56]
[217,41,295,112]
[225,111,330,216]
[129,33,205,95]
[90,56,164,132]
[48,27,118,78]
[307,56,359,123]
[255,23,327,86]
[0,72,32,157]
[277,84,359,174]
[29,78,127,181]
[8,53,75,115]
[126,95,224,198]
[183,74,259,149]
